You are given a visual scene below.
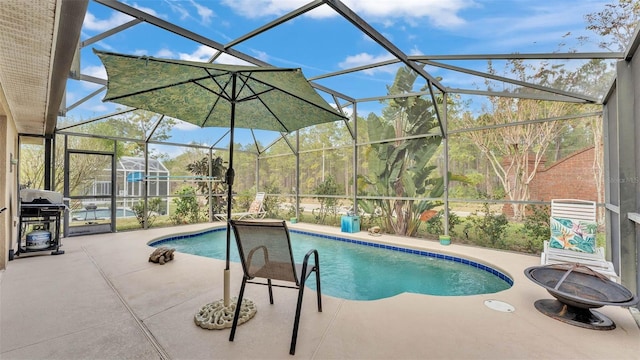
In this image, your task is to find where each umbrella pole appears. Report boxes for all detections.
[195,73,257,330]
[223,75,237,308]
[223,165,234,308]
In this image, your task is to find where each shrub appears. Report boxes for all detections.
[357,200,384,232]
[463,203,509,247]
[170,186,203,224]
[283,200,301,219]
[522,204,550,253]
[261,183,282,219]
[312,176,339,225]
[425,209,461,237]
[131,197,163,228]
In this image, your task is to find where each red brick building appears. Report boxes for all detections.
[502,147,601,217]
[530,146,600,202]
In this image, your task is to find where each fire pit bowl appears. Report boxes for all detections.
[524,263,638,330]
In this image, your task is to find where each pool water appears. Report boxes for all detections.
[152,229,512,300]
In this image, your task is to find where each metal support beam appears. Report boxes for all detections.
[410,52,624,61]
[613,60,638,294]
[225,1,324,49]
[143,142,149,229]
[65,86,107,112]
[81,19,142,48]
[45,0,89,134]
[111,142,117,233]
[443,94,449,236]
[95,0,270,66]
[447,88,594,103]
[94,0,352,110]
[308,59,401,81]
[295,131,301,219]
[351,103,358,215]
[322,0,445,135]
[418,59,599,103]
[209,148,214,222]
[448,112,602,135]
[44,136,52,190]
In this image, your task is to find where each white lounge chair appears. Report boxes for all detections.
[214,192,267,221]
[541,199,619,282]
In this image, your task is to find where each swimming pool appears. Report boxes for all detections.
[150,228,512,300]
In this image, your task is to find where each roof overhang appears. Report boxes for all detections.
[0,0,88,137]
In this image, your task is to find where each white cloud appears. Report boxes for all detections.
[176,45,255,65]
[155,48,175,58]
[162,0,215,25]
[83,65,107,80]
[83,11,134,31]
[408,46,423,56]
[189,0,215,25]
[178,45,217,62]
[338,53,398,75]
[220,0,308,18]
[251,50,270,63]
[215,53,255,66]
[172,119,202,131]
[343,0,471,28]
[220,0,473,28]
[162,0,190,21]
[454,1,609,53]
[133,49,149,56]
[89,103,111,114]
[83,3,160,31]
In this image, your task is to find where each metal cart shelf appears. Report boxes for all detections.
[17,203,66,256]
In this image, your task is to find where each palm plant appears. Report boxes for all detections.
[359,66,451,236]
[186,155,227,214]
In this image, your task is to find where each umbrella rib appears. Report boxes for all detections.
[202,97,222,127]
[236,87,273,102]
[195,69,235,127]
[106,75,212,102]
[192,81,230,102]
[237,72,346,119]
[203,68,234,100]
[243,84,290,132]
[233,73,254,100]
[249,129,261,154]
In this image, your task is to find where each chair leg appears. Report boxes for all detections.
[314,266,322,312]
[290,285,306,355]
[267,279,274,304]
[229,276,248,341]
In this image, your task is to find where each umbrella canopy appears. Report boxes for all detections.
[95,49,345,133]
[95,49,347,312]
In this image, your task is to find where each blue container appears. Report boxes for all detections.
[341,216,360,233]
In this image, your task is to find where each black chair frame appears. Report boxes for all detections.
[228,220,322,355]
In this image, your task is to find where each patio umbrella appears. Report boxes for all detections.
[94,49,347,328]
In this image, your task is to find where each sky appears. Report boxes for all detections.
[64,0,618,153]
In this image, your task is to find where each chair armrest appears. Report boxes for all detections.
[300,249,319,282]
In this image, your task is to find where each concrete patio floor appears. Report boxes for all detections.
[1,222,639,359]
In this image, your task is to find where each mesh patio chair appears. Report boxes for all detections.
[228,220,322,355]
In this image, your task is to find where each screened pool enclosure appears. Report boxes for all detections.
[12,0,640,295]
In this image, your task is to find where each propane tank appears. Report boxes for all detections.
[26,230,51,250]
